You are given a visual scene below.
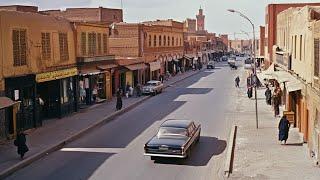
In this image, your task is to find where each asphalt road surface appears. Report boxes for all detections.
[6,62,240,180]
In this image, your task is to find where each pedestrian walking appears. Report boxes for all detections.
[265,85,272,105]
[136,84,142,97]
[278,115,290,144]
[273,86,282,117]
[235,76,240,88]
[247,86,253,98]
[116,89,123,111]
[14,131,29,159]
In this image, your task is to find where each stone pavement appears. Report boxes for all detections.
[229,70,320,180]
[0,69,200,176]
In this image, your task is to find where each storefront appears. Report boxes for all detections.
[36,68,78,120]
[0,97,20,140]
[149,61,161,80]
[5,75,38,130]
[124,63,146,86]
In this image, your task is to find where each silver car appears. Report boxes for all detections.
[142,80,164,95]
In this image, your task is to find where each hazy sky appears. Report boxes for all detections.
[1,0,320,39]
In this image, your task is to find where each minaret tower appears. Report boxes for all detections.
[196,6,205,31]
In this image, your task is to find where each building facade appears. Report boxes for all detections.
[109,20,184,87]
[73,22,116,106]
[273,5,320,165]
[0,9,77,139]
[264,3,320,68]
[41,7,123,25]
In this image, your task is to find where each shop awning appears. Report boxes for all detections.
[125,63,147,71]
[0,97,19,110]
[257,63,275,81]
[149,61,161,72]
[79,69,101,76]
[287,80,303,92]
[272,70,304,92]
[97,64,118,70]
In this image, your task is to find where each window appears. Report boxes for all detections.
[97,33,102,55]
[103,33,108,54]
[41,32,51,60]
[59,32,69,61]
[154,35,157,47]
[172,37,174,46]
[300,35,302,61]
[149,35,152,47]
[164,36,166,46]
[314,38,320,77]
[12,29,27,66]
[159,35,162,46]
[168,36,170,46]
[294,35,297,59]
[81,32,87,56]
[88,32,96,56]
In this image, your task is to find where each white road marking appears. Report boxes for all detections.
[60,148,123,153]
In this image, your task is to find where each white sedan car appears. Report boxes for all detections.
[142,80,164,95]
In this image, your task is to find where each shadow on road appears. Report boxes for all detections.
[153,136,226,166]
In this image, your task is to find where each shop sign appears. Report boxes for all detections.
[36,68,78,83]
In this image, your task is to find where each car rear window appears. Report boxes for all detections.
[157,127,188,137]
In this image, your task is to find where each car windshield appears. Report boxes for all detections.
[157,127,188,137]
[146,82,157,86]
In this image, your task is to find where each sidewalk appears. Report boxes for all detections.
[0,69,200,178]
[229,71,320,179]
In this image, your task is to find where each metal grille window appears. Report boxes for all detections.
[41,32,51,60]
[164,36,166,46]
[172,37,174,46]
[103,33,108,54]
[314,38,320,77]
[159,36,162,46]
[168,36,170,46]
[81,32,87,56]
[59,32,69,61]
[12,29,27,66]
[154,35,157,47]
[97,33,102,55]
[88,32,96,56]
[149,35,152,47]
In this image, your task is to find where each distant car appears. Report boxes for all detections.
[244,63,254,70]
[228,57,236,65]
[207,61,215,69]
[221,56,228,61]
[142,80,164,95]
[144,119,201,160]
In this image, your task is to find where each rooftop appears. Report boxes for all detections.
[160,119,192,129]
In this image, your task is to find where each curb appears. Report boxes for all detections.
[224,125,237,178]
[0,70,201,179]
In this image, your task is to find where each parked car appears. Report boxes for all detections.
[207,61,215,69]
[144,119,201,160]
[221,56,228,61]
[142,80,164,95]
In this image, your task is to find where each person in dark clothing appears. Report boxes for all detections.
[247,86,253,98]
[278,115,290,144]
[136,84,142,97]
[265,86,272,105]
[159,74,164,83]
[235,76,240,88]
[14,131,29,159]
[116,89,123,111]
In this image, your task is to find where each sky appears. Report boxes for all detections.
[1,0,320,39]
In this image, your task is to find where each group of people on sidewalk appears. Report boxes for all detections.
[264,79,290,144]
[235,74,291,145]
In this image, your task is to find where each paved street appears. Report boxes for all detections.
[5,62,239,180]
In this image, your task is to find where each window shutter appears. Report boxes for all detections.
[314,38,320,77]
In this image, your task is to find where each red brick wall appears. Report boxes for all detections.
[260,26,265,56]
[0,5,38,13]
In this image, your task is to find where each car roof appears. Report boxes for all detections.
[160,119,193,129]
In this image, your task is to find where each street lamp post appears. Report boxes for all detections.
[228,9,259,129]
